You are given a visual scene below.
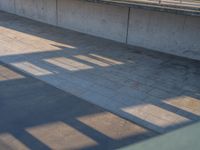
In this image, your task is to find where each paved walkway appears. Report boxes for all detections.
[0,62,156,150]
[0,11,200,134]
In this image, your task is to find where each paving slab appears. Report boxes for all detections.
[0,11,200,134]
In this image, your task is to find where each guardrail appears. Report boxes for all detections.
[89,0,200,16]
[116,0,200,8]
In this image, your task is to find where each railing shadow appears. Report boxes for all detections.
[0,10,200,149]
[0,62,156,150]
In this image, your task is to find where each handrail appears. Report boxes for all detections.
[86,0,200,16]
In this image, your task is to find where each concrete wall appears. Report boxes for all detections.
[128,8,200,60]
[57,0,128,42]
[0,0,200,60]
[14,0,57,25]
[0,0,15,14]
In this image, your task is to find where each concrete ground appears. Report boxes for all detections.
[0,10,200,146]
[0,62,156,150]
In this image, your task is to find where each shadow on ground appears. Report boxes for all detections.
[0,62,156,150]
[0,11,200,149]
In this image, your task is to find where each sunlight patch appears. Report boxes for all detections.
[0,65,25,81]
[45,57,93,71]
[122,103,190,128]
[11,61,53,76]
[26,121,97,149]
[78,112,148,140]
[164,96,200,116]
[89,54,124,65]
[0,27,76,56]
[74,55,111,67]
[0,133,30,150]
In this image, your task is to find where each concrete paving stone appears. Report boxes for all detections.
[118,86,148,101]
[123,79,153,93]
[92,76,124,90]
[147,88,182,100]
[149,79,184,93]
[80,90,121,110]
[111,94,143,107]
[87,84,117,98]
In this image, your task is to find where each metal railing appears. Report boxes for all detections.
[122,0,200,9]
[88,0,200,15]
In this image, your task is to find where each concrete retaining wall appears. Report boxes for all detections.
[128,8,200,60]
[0,0,200,60]
[57,0,128,42]
[14,0,57,25]
[0,0,15,14]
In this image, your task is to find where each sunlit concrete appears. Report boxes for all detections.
[0,0,200,60]
[11,61,53,76]
[0,26,75,56]
[0,133,30,150]
[45,57,93,71]
[164,96,200,116]
[0,64,25,81]
[26,122,97,150]
[77,112,148,140]
[122,104,189,127]
[0,63,155,149]
[0,12,200,134]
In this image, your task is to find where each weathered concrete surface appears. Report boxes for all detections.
[0,0,15,14]
[127,8,200,60]
[58,0,128,42]
[0,62,155,150]
[0,12,200,134]
[14,0,57,25]
[0,0,200,60]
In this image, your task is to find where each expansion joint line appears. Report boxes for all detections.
[56,0,58,25]
[125,7,131,44]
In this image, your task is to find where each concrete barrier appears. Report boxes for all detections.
[14,0,57,25]
[0,0,200,60]
[127,8,200,60]
[57,0,128,42]
[0,0,15,14]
